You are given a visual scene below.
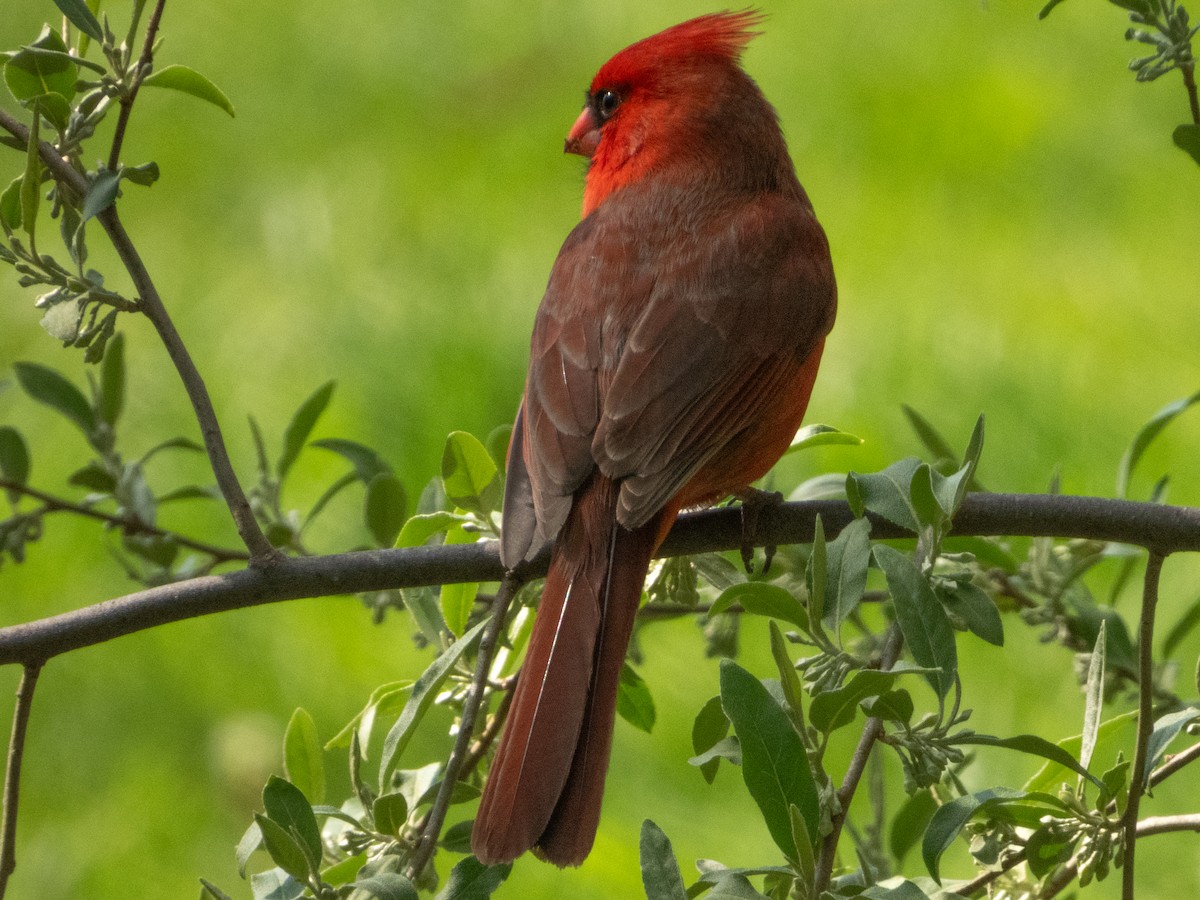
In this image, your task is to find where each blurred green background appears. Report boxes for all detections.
[1,1,1198,898]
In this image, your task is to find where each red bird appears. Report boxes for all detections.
[471,11,836,867]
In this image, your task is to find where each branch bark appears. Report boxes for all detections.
[0,493,1196,667]
[1122,550,1166,900]
[0,662,43,900]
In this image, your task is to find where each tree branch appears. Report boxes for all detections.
[815,624,904,893]
[0,662,43,900]
[0,477,249,563]
[0,494,1198,667]
[107,0,168,172]
[1122,550,1166,900]
[406,570,526,880]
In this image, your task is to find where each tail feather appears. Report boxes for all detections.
[535,507,664,864]
[472,477,670,866]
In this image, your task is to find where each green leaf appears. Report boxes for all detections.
[688,735,742,769]
[690,695,730,784]
[52,0,104,40]
[322,853,367,886]
[860,881,935,900]
[1,177,22,230]
[788,806,815,900]
[719,659,819,862]
[81,169,121,221]
[922,787,1026,883]
[704,874,771,899]
[1174,124,1200,166]
[951,733,1102,789]
[1117,390,1200,498]
[484,423,513,469]
[199,878,236,900]
[873,545,957,698]
[769,621,805,727]
[99,331,125,425]
[784,423,863,455]
[14,361,96,437]
[441,431,502,515]
[20,109,41,242]
[262,776,322,867]
[709,582,808,631]
[822,515,872,629]
[352,872,421,900]
[439,523,479,636]
[1024,823,1076,879]
[250,868,304,899]
[395,511,468,548]
[0,426,31,487]
[379,616,488,787]
[371,792,409,836]
[278,382,335,479]
[1163,594,1200,660]
[4,28,77,103]
[889,790,937,864]
[807,514,827,624]
[639,819,688,900]
[1024,710,1138,794]
[617,662,656,733]
[364,473,407,548]
[1038,0,1071,17]
[1143,706,1200,786]
[847,458,923,531]
[235,820,262,878]
[908,463,943,530]
[901,405,957,463]
[944,414,985,514]
[311,438,391,483]
[810,669,902,734]
[433,856,509,900]
[122,160,161,186]
[283,708,325,806]
[938,580,1003,647]
[253,813,312,882]
[1080,622,1106,778]
[143,64,236,117]
[863,688,914,725]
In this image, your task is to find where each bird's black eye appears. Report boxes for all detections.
[594,89,621,121]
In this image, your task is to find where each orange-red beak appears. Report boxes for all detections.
[564,107,601,157]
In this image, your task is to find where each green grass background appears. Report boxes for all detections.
[1,1,1198,898]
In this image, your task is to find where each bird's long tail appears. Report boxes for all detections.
[472,475,671,866]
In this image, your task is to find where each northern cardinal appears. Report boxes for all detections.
[471,11,836,866]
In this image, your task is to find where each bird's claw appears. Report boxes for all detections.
[736,487,784,574]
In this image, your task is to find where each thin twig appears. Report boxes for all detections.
[406,570,526,880]
[1122,550,1166,900]
[0,478,249,563]
[107,0,168,172]
[1147,738,1200,789]
[460,685,514,783]
[94,206,278,563]
[0,662,44,899]
[814,624,904,893]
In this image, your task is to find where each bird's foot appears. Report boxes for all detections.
[733,487,784,574]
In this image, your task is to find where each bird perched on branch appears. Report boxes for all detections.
[472,10,836,867]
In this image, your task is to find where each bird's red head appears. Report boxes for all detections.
[565,10,770,216]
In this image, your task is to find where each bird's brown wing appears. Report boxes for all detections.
[503,183,835,561]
